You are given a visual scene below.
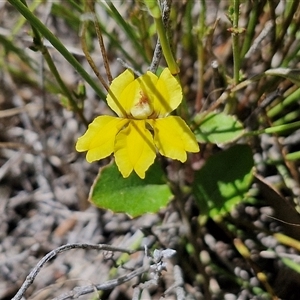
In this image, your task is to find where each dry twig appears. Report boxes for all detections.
[12,243,138,300]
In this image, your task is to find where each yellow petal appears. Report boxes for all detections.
[137,70,159,96]
[148,116,199,162]
[153,68,182,117]
[123,79,147,117]
[76,116,128,163]
[107,69,135,117]
[114,120,156,178]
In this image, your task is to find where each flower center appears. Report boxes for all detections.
[130,91,153,119]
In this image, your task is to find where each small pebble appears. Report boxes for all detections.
[224,293,237,300]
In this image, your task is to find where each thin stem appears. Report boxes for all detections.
[286,151,300,161]
[154,11,179,75]
[232,0,240,86]
[95,15,140,71]
[80,12,110,92]
[67,0,83,12]
[10,0,40,39]
[54,266,148,300]
[245,120,300,136]
[145,0,179,75]
[42,46,88,126]
[195,0,206,112]
[267,87,300,118]
[12,243,138,300]
[226,0,241,114]
[149,39,162,73]
[8,0,106,101]
[16,0,88,125]
[106,0,149,64]
[281,5,300,67]
[191,73,264,127]
[240,0,260,58]
[87,0,113,84]
[273,0,299,58]
[273,110,300,126]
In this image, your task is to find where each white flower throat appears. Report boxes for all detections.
[130,91,153,119]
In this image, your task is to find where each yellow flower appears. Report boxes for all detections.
[76,68,199,179]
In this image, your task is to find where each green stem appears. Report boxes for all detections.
[246,120,300,136]
[240,0,259,58]
[145,0,179,75]
[273,110,300,126]
[281,17,300,67]
[273,0,299,56]
[96,18,140,71]
[267,87,300,118]
[276,163,300,207]
[185,0,194,53]
[105,0,149,64]
[226,0,241,114]
[195,0,206,112]
[8,0,106,101]
[41,46,88,125]
[10,0,40,39]
[154,15,179,75]
[11,0,88,125]
[67,0,83,12]
[286,151,300,161]
[232,0,240,86]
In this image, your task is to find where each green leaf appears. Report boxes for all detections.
[193,145,254,220]
[281,257,300,274]
[194,112,244,144]
[265,68,300,86]
[89,161,173,218]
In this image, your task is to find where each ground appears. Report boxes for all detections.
[2,1,300,300]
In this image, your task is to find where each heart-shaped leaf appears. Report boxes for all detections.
[194,112,244,145]
[193,145,254,220]
[89,161,173,217]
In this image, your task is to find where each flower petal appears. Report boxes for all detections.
[137,70,159,97]
[153,68,182,117]
[148,116,199,162]
[114,120,156,178]
[107,69,135,117]
[76,116,128,163]
[123,79,147,118]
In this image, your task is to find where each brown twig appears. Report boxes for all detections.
[87,0,113,84]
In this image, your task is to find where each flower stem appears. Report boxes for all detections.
[267,87,300,118]
[86,0,112,84]
[245,120,300,136]
[195,0,206,112]
[232,0,240,86]
[145,0,179,75]
[226,0,241,113]
[240,0,259,58]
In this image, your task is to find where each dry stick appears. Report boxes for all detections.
[53,265,149,300]
[162,264,185,298]
[87,0,113,84]
[149,0,172,73]
[12,243,137,300]
[117,58,142,77]
[149,39,162,73]
[80,17,110,92]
